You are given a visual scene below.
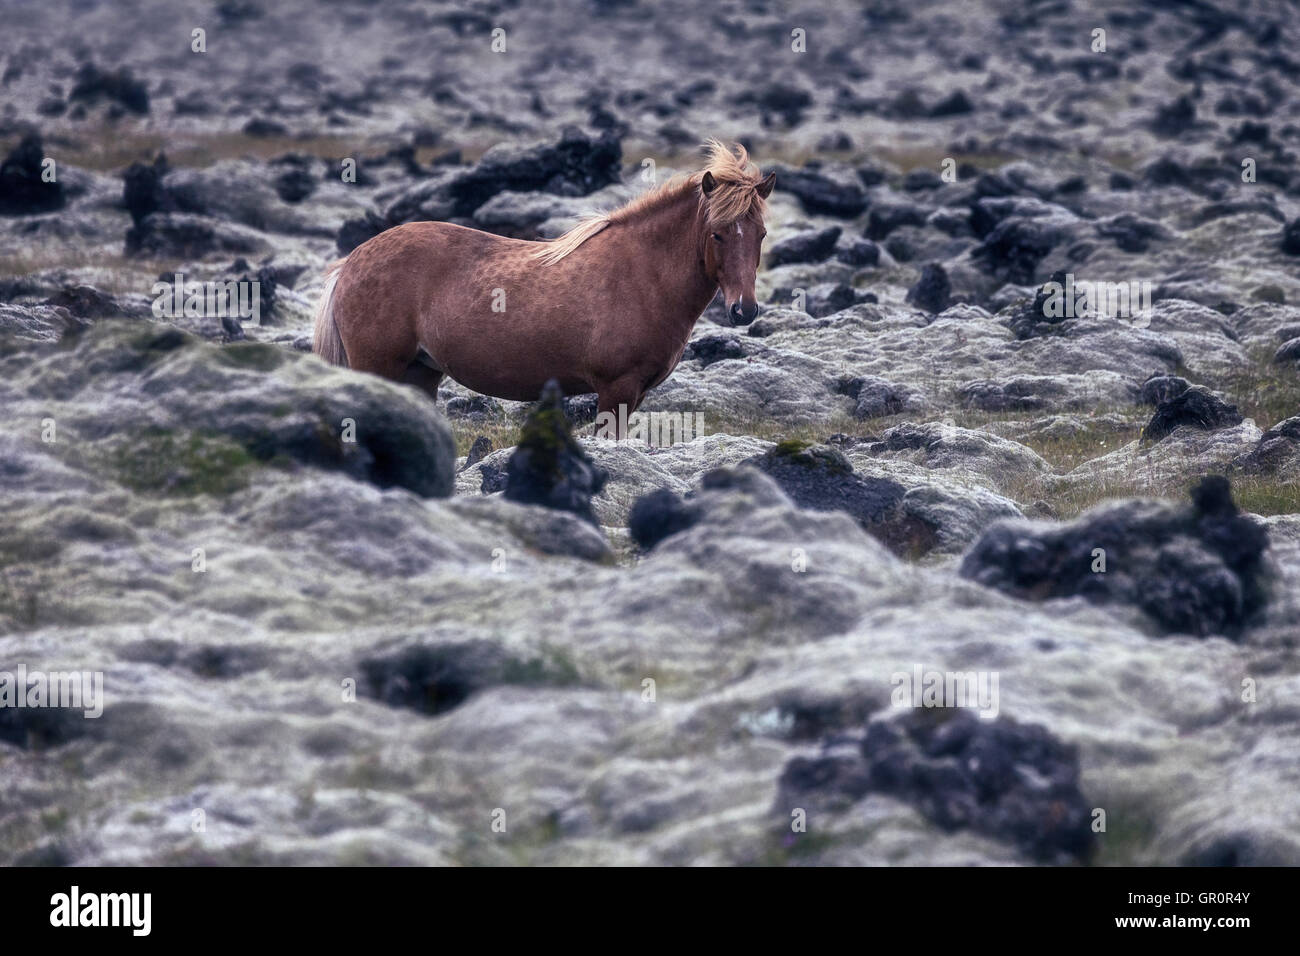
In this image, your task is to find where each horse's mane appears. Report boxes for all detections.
[532,139,766,265]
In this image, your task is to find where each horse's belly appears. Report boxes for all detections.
[436,335,592,402]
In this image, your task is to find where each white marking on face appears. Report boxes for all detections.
[736,223,743,237]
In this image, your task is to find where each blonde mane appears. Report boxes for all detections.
[533,139,767,265]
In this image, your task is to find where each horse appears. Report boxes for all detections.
[312,140,774,436]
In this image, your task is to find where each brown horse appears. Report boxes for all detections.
[312,140,774,433]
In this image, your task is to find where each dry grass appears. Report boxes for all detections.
[2,128,385,173]
[0,252,183,291]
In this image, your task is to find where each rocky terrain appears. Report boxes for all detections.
[1,0,1298,866]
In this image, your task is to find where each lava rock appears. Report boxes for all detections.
[776,708,1095,863]
[905,263,951,313]
[971,217,1059,284]
[336,210,393,255]
[122,155,171,225]
[0,133,65,215]
[125,212,270,258]
[767,163,866,217]
[960,477,1271,637]
[839,375,910,419]
[929,90,975,116]
[463,435,493,471]
[43,286,150,320]
[1152,95,1196,136]
[865,202,930,240]
[443,394,505,421]
[1143,387,1243,442]
[1139,373,1191,406]
[1283,219,1300,256]
[767,226,842,266]
[1238,417,1300,474]
[835,238,881,266]
[1096,213,1169,253]
[504,380,608,525]
[68,62,150,114]
[685,333,745,367]
[751,441,938,556]
[1275,337,1300,364]
[273,165,318,204]
[800,282,877,318]
[628,488,700,549]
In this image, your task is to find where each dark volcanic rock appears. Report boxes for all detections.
[1275,337,1300,364]
[122,156,171,225]
[960,477,1271,637]
[905,263,951,313]
[768,164,867,217]
[366,128,622,250]
[1005,270,1072,339]
[767,226,842,266]
[1139,373,1192,406]
[1096,213,1169,253]
[43,285,149,320]
[504,380,608,525]
[685,332,745,367]
[1283,218,1300,256]
[1143,387,1243,442]
[1152,95,1196,136]
[752,442,938,556]
[865,201,930,240]
[273,164,318,204]
[840,375,910,419]
[835,237,881,266]
[0,133,65,215]
[126,212,270,258]
[462,435,493,471]
[443,127,621,217]
[359,640,575,717]
[628,488,700,549]
[68,62,149,114]
[972,217,1059,284]
[1239,417,1300,474]
[0,302,88,342]
[561,393,599,427]
[776,709,1094,863]
[928,89,975,116]
[798,282,876,318]
[336,210,393,255]
[444,394,505,421]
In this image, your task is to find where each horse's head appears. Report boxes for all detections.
[698,142,775,326]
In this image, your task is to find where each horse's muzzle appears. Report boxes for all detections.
[729,301,760,325]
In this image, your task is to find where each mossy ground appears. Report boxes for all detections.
[445,353,1299,522]
[104,428,259,496]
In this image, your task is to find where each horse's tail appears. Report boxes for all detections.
[312,258,349,367]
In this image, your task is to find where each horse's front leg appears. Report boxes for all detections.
[595,376,645,441]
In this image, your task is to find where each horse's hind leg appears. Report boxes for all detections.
[401,361,444,402]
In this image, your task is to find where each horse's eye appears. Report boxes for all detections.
[711,233,723,242]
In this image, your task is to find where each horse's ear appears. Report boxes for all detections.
[700,171,717,196]
[755,172,776,199]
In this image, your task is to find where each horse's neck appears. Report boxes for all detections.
[626,193,717,324]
